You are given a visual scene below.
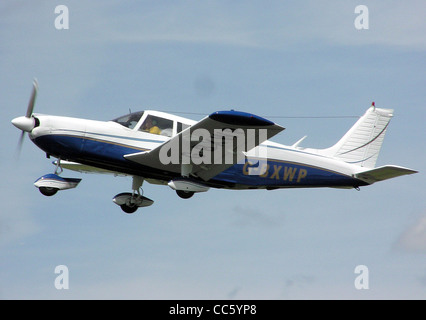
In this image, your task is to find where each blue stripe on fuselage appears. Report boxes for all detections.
[32,134,363,188]
[227,159,361,187]
[32,134,151,177]
[33,134,148,161]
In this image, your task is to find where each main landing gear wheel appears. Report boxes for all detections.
[113,193,154,214]
[176,190,194,199]
[120,203,138,214]
[39,187,59,196]
[112,177,154,214]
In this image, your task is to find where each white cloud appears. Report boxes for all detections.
[395,214,426,253]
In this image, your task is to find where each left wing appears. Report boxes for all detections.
[124,110,284,181]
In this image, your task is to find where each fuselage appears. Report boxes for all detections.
[28,112,368,190]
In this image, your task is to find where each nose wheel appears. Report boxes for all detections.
[120,197,140,214]
[34,159,82,197]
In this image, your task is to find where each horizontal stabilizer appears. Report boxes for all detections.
[355,165,418,184]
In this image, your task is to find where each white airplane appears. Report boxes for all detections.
[12,80,417,213]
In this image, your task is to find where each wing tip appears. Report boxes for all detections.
[209,110,275,126]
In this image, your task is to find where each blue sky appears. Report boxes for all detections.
[1,1,425,299]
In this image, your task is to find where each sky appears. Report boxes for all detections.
[0,0,425,299]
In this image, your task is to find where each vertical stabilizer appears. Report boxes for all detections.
[322,105,393,168]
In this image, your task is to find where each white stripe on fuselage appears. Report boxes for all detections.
[31,115,167,151]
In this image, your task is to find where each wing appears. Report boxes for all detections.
[58,160,168,185]
[124,110,285,181]
[57,160,128,176]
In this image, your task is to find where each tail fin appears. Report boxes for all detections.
[322,104,393,168]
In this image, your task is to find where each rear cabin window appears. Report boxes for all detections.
[177,122,190,133]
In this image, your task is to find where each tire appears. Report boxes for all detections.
[176,190,194,199]
[120,204,138,214]
[39,187,59,196]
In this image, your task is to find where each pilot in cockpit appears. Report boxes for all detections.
[141,116,161,135]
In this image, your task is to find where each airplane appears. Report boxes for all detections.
[12,80,417,213]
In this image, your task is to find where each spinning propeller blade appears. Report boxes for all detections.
[13,79,38,157]
[26,79,38,118]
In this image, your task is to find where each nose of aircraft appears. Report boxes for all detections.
[11,116,35,132]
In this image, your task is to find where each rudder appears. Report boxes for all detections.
[322,104,393,168]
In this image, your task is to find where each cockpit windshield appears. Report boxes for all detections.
[112,111,144,129]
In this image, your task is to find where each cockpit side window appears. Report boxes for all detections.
[112,111,144,129]
[140,115,173,137]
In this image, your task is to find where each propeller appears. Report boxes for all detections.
[12,79,39,156]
